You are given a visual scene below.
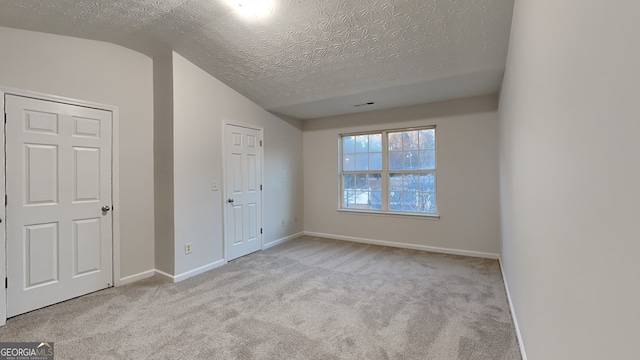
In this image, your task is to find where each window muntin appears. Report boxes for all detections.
[340,127,436,215]
[342,134,382,171]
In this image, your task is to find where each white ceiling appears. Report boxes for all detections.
[0,0,514,119]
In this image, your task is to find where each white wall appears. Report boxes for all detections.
[0,27,155,280]
[498,0,640,359]
[303,95,501,256]
[172,53,303,276]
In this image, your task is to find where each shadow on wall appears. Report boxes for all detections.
[268,111,303,130]
[302,95,499,132]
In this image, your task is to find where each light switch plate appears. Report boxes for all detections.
[211,181,218,191]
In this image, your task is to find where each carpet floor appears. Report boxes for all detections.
[0,236,522,359]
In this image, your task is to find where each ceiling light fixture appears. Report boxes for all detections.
[227,0,274,19]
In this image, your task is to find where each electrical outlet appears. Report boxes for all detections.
[185,243,192,254]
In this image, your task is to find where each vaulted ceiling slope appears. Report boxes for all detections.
[0,0,514,119]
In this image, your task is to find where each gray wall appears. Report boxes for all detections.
[498,0,640,358]
[0,27,305,283]
[172,53,304,276]
[303,95,501,256]
[0,26,155,280]
[153,51,175,275]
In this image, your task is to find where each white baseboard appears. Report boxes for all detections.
[264,232,303,250]
[118,269,156,286]
[171,259,227,283]
[303,231,499,259]
[154,269,175,282]
[499,257,528,360]
[154,260,227,283]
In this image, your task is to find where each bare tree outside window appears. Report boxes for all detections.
[340,127,436,214]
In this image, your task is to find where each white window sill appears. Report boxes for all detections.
[337,208,440,220]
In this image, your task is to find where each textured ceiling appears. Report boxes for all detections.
[0,0,514,119]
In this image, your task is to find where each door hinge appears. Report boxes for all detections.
[4,113,6,124]
[260,140,263,147]
[5,278,7,289]
[5,195,7,206]
[260,184,263,191]
[260,228,263,234]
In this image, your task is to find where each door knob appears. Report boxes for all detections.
[102,206,111,212]
[227,198,234,203]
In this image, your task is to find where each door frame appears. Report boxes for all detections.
[221,121,264,262]
[0,86,121,326]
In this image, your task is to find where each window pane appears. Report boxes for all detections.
[356,174,368,188]
[343,174,358,208]
[388,132,402,151]
[369,152,382,170]
[369,191,382,209]
[343,189,355,208]
[404,173,419,192]
[389,191,403,210]
[389,131,430,171]
[419,173,435,192]
[419,129,435,149]
[368,174,382,209]
[343,136,355,154]
[368,173,381,190]
[369,134,382,152]
[343,154,355,171]
[342,173,382,209]
[404,151,419,169]
[355,135,369,153]
[355,153,369,170]
[389,173,403,210]
[402,131,419,150]
[419,192,436,212]
[387,173,436,213]
[419,150,435,170]
[404,191,419,211]
[343,174,355,189]
[389,173,403,191]
[389,151,403,170]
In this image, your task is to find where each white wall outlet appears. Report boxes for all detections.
[185,243,192,254]
[211,181,218,191]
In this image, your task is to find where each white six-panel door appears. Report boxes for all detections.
[225,124,262,261]
[5,94,113,317]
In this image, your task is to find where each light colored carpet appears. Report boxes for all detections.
[0,236,521,359]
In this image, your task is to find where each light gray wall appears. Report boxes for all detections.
[153,51,175,275]
[0,27,155,280]
[498,0,640,359]
[303,95,501,256]
[172,53,303,276]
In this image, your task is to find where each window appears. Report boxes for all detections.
[340,127,437,215]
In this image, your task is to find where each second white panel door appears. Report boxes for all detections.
[225,124,262,261]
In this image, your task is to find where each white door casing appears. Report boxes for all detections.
[224,123,263,261]
[5,94,113,317]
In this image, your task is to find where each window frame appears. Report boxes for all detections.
[338,126,439,218]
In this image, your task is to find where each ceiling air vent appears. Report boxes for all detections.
[353,102,376,107]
